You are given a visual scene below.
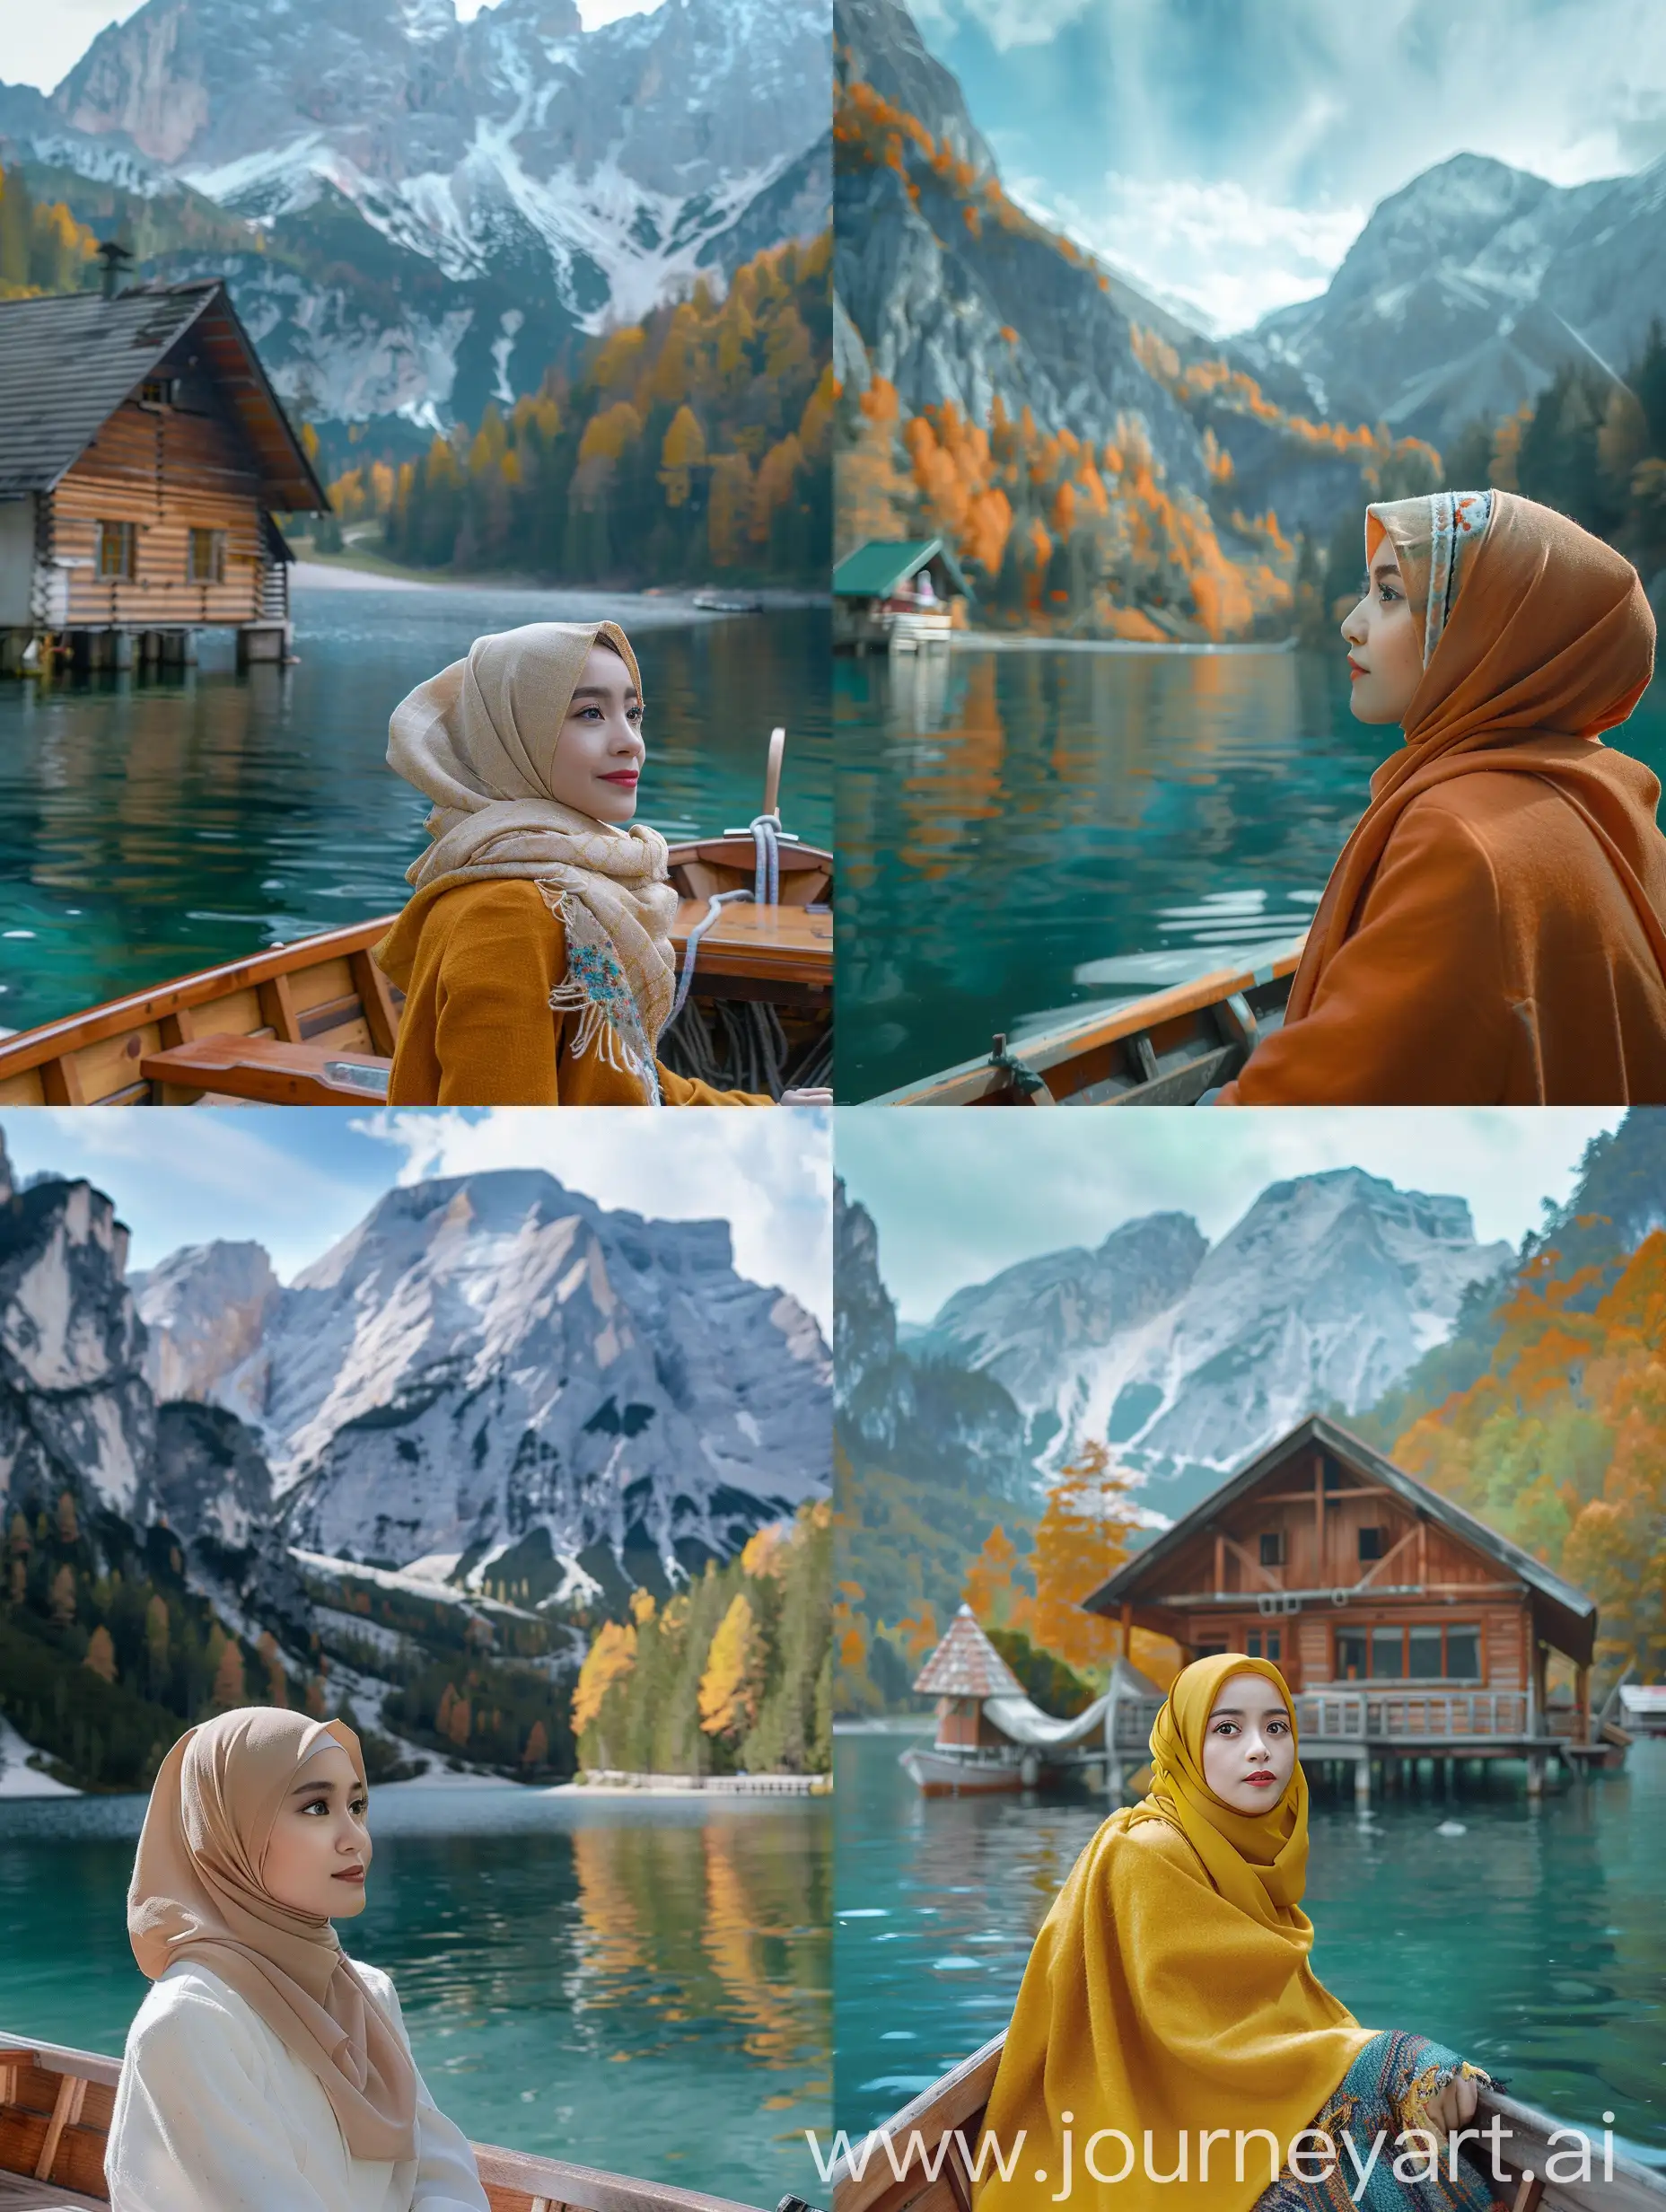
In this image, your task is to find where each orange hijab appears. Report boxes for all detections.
[127,1708,418,2163]
[1286,489,1662,1023]
[976,1655,1371,2212]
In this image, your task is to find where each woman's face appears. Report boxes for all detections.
[548,643,645,823]
[261,1742,372,1920]
[1200,1670,1296,1813]
[1340,531,1424,726]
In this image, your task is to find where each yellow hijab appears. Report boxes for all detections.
[976,1655,1372,2212]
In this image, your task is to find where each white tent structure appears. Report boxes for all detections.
[899,1605,1167,1795]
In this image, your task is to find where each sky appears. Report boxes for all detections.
[1,1104,832,1330]
[0,0,662,98]
[908,0,1666,332]
[837,1108,1624,1324]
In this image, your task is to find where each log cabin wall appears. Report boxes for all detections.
[51,351,267,629]
[1138,1442,1539,1694]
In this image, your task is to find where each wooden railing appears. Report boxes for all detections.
[1109,1690,1537,1749]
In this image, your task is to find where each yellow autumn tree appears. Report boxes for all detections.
[660,403,707,507]
[83,1625,117,1682]
[697,1593,765,1740]
[1025,1439,1140,1671]
[571,1619,638,1738]
[211,1639,247,1711]
[964,1523,1022,1627]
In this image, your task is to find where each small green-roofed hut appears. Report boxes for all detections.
[833,536,970,651]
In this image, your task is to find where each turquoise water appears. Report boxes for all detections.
[0,589,832,1037]
[0,1784,830,2207]
[832,1725,1666,2164]
[834,644,1666,1100]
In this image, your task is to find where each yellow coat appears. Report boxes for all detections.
[374,879,768,1107]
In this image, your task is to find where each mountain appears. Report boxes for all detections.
[921,1169,1513,1515]
[136,1170,831,1601]
[2,0,830,435]
[2,1136,753,1791]
[834,0,1210,494]
[1236,151,1666,447]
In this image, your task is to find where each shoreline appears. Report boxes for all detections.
[292,554,829,616]
[946,630,1300,656]
[551,1771,829,1797]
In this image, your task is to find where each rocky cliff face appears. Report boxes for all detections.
[834,1177,1030,1497]
[921,1169,1513,1515]
[137,1168,832,1584]
[4,0,830,429]
[129,1239,280,1407]
[835,0,1209,494]
[0,1168,153,1522]
[1236,151,1666,444]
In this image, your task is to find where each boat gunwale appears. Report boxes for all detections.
[0,838,836,1084]
[866,936,1308,1107]
[0,2029,770,2212]
[827,2027,1666,2212]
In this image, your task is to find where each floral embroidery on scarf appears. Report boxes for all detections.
[1423,489,1494,665]
[546,891,662,1106]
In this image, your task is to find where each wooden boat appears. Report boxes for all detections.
[872,941,1305,1107]
[829,2031,1666,2212]
[0,731,831,1108]
[0,2028,811,2212]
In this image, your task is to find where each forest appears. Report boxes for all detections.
[314,233,834,589]
[0,164,98,297]
[571,1501,832,1779]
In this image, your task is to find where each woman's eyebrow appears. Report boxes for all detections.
[1371,555,1400,583]
[569,684,639,703]
[289,1777,336,1797]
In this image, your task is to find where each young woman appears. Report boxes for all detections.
[1218,490,1666,1103]
[108,1707,488,2212]
[374,619,821,1106]
[977,1655,1504,2212]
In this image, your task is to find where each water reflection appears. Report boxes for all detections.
[0,592,832,1036]
[833,1729,1666,2158]
[835,643,1666,1099]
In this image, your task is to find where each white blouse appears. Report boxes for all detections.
[107,1959,490,2212]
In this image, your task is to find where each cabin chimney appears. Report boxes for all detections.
[96,240,134,301]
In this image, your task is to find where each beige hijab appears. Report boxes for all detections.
[377,621,680,1097]
[127,1709,418,2163]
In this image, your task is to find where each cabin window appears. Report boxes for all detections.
[1407,1627,1444,1678]
[1245,1629,1282,1663]
[1370,1626,1405,1679]
[1358,1526,1387,1561]
[1336,1628,1367,1681]
[189,528,226,584]
[97,521,136,580]
[1196,1641,1226,1658]
[140,377,177,407]
[1258,1532,1285,1567]
[1445,1626,1481,1681]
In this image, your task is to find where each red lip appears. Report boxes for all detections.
[1247,1772,1276,1786]
[600,771,639,786]
[332,1866,366,1883]
[1347,659,1366,681]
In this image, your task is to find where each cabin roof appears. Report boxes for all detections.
[0,281,328,510]
[832,537,971,599]
[913,1603,1023,1698]
[1082,1413,1597,1634]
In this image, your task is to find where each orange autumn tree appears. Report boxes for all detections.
[1024,1439,1143,1672]
[1390,1232,1666,1679]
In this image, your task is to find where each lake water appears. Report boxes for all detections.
[833,1725,1666,2165]
[834,643,1666,1101]
[0,1783,830,2207]
[0,586,832,1037]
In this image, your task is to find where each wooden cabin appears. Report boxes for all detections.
[0,276,328,675]
[1084,1415,1604,1799]
[832,538,969,653]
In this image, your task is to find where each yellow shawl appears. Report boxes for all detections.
[976,1655,1372,2212]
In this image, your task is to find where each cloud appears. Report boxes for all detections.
[0,1110,373,1284]
[354,1107,832,1331]
[1009,171,1366,333]
[837,1109,1620,1322]
[953,0,1095,50]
